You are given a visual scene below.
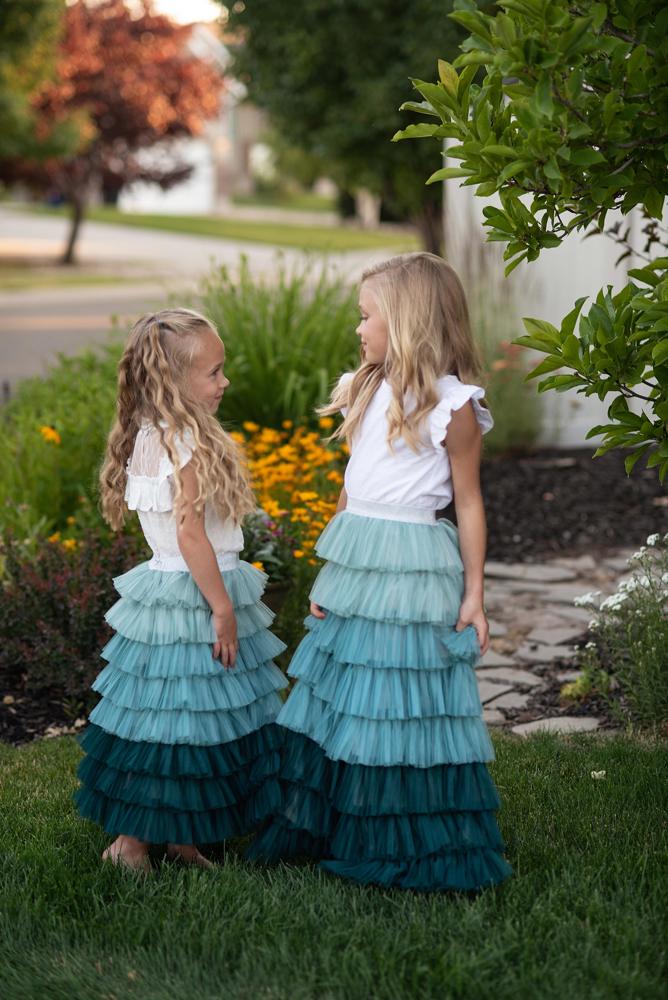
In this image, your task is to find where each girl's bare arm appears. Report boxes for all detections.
[176,462,238,668]
[444,403,490,654]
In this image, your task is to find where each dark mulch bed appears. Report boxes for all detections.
[2,446,665,746]
[478,446,667,562]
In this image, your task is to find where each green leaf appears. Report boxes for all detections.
[652,339,668,365]
[438,59,459,97]
[570,148,607,166]
[562,297,588,337]
[498,159,533,183]
[644,188,665,220]
[535,74,554,117]
[426,166,474,184]
[624,445,651,475]
[482,144,518,158]
[522,317,561,345]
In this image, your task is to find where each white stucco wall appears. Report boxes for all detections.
[443,175,643,448]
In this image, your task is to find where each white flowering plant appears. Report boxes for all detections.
[571,534,668,727]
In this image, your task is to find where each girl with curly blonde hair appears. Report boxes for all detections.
[76,308,286,871]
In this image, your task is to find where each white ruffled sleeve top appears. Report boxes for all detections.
[125,420,244,572]
[340,373,493,511]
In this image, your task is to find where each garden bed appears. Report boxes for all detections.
[1,444,665,748]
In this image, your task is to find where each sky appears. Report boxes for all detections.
[151,0,224,22]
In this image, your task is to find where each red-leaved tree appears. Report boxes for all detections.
[0,0,225,262]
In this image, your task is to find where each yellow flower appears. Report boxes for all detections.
[293,549,305,558]
[243,421,260,433]
[39,425,61,445]
[47,531,61,543]
[308,558,318,566]
[62,538,77,551]
[251,561,265,572]
[66,516,76,526]
[282,420,293,429]
[318,416,334,429]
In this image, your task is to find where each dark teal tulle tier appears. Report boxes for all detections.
[247,733,512,891]
[76,559,287,844]
[76,723,282,843]
[247,511,512,891]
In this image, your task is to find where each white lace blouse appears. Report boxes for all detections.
[125,421,244,573]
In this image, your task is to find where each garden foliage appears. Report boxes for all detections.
[395,0,668,478]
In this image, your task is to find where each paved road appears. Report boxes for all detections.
[0,206,381,391]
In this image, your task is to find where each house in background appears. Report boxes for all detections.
[118,23,266,215]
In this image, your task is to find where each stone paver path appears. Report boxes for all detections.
[477,548,634,735]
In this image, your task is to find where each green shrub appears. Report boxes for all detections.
[195,254,359,427]
[0,344,120,536]
[574,534,668,727]
[0,531,146,711]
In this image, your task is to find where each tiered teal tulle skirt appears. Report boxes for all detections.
[75,560,288,844]
[248,509,513,891]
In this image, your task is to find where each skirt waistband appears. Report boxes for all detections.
[345,496,438,525]
[148,551,241,573]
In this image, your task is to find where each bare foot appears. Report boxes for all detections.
[102,835,151,873]
[166,843,214,869]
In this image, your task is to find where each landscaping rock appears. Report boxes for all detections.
[483,708,506,726]
[515,642,575,663]
[477,680,513,705]
[526,625,585,646]
[487,690,530,710]
[485,561,578,582]
[476,667,543,688]
[511,716,601,736]
[478,649,516,668]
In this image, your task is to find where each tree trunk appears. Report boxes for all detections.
[61,196,85,265]
[414,200,444,256]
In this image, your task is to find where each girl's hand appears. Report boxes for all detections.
[310,601,326,619]
[212,600,238,668]
[455,597,490,655]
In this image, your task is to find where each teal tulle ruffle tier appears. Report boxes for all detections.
[75,723,282,843]
[247,733,512,891]
[248,510,512,891]
[76,559,287,844]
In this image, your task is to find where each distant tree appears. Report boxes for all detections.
[0,0,225,263]
[224,0,464,253]
[0,0,80,162]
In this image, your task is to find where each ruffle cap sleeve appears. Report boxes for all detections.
[429,375,493,448]
[125,425,196,512]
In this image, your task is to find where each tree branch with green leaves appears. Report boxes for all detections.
[394,0,668,480]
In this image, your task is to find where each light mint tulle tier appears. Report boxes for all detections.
[279,679,494,768]
[93,659,287,714]
[316,511,463,574]
[289,642,482,720]
[310,563,464,625]
[106,597,274,645]
[90,688,284,746]
[100,629,286,680]
[76,724,282,843]
[302,613,480,670]
[113,560,268,611]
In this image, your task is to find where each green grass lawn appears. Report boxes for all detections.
[24,204,418,253]
[0,732,666,1000]
[231,191,337,213]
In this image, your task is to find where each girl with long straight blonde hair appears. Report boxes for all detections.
[249,253,513,892]
[76,308,287,871]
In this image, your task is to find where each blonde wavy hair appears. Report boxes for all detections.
[320,252,484,451]
[99,308,255,530]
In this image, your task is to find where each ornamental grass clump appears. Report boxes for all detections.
[572,534,668,727]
